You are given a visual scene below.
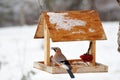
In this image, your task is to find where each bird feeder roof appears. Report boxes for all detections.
[34,10,107,42]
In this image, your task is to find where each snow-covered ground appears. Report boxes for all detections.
[0,22,120,80]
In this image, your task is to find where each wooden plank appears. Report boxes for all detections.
[34,62,53,73]
[46,10,107,42]
[34,10,107,42]
[90,40,96,66]
[71,63,108,73]
[34,60,108,74]
[34,13,44,38]
[44,19,50,66]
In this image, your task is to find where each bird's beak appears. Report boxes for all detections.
[51,47,56,52]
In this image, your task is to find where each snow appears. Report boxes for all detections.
[0,22,120,80]
[89,28,95,32]
[47,12,86,30]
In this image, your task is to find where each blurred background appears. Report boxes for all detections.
[0,0,119,27]
[0,0,120,80]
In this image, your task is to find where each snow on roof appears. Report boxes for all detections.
[34,10,107,42]
[47,12,86,30]
[89,28,95,33]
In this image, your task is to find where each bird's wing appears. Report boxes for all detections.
[60,60,72,70]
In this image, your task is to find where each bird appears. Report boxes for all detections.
[51,47,75,78]
[80,41,93,66]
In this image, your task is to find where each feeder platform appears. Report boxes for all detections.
[34,59,108,74]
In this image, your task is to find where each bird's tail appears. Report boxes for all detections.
[67,70,75,78]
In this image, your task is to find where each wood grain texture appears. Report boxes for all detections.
[34,10,107,42]
[34,59,108,74]
[44,19,50,66]
[34,13,44,38]
[91,41,96,66]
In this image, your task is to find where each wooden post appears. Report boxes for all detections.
[90,40,96,66]
[44,19,50,66]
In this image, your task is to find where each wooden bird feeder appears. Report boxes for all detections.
[33,10,108,74]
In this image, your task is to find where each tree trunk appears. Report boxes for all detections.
[118,23,120,52]
[20,6,26,26]
[67,0,82,10]
[117,0,120,52]
[90,0,96,9]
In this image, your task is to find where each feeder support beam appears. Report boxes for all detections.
[90,40,96,66]
[44,19,50,66]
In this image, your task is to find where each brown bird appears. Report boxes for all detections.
[51,47,75,78]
